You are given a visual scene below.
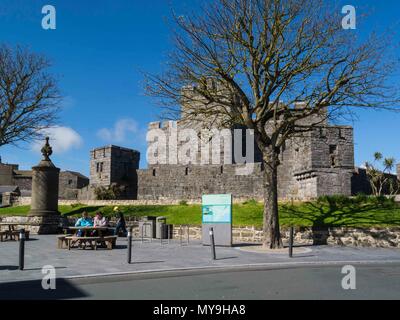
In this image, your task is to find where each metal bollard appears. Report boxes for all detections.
[180,225,190,246]
[127,227,133,264]
[19,229,26,270]
[289,227,294,258]
[209,227,216,260]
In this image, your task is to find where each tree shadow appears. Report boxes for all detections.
[62,206,103,217]
[0,266,19,271]
[281,198,400,245]
[0,279,88,300]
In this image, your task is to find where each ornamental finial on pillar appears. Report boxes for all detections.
[41,137,53,161]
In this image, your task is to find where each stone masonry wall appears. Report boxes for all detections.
[2,215,399,248]
[10,196,264,206]
[170,226,400,248]
[89,145,140,199]
[137,121,355,201]
[0,215,60,234]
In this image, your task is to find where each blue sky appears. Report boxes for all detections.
[0,0,399,176]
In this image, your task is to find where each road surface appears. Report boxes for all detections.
[1,263,399,300]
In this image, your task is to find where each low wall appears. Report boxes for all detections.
[171,226,400,248]
[1,215,399,248]
[12,196,31,206]
[11,197,263,206]
[12,195,400,207]
[0,215,60,234]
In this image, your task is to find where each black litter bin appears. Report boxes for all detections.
[156,217,167,239]
[161,224,173,240]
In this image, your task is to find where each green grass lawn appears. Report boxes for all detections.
[1,196,399,228]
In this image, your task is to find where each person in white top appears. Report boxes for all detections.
[93,212,108,227]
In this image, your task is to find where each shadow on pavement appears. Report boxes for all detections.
[0,266,19,271]
[216,256,238,261]
[130,260,165,265]
[0,279,88,300]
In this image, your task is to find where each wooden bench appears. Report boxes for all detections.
[65,236,118,250]
[57,234,72,249]
[66,236,101,250]
[103,236,118,249]
[0,231,8,242]
[10,230,30,241]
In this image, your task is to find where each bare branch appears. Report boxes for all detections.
[0,44,62,147]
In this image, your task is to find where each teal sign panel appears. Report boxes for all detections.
[202,194,232,224]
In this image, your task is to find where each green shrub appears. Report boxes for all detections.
[94,184,123,200]
[368,195,397,208]
[354,193,368,204]
[179,200,188,206]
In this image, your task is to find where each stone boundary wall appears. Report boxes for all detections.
[1,215,399,248]
[11,197,264,207]
[11,196,31,206]
[0,215,60,234]
[171,226,400,248]
[12,195,400,207]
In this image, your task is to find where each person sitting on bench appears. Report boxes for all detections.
[75,212,93,237]
[92,212,109,236]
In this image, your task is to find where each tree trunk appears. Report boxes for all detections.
[262,147,283,249]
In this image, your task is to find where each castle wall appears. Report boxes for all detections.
[138,164,264,200]
[90,146,113,186]
[137,121,356,201]
[13,176,32,193]
[0,164,15,185]
[89,145,140,199]
[59,171,89,200]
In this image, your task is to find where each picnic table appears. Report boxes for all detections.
[0,223,31,241]
[59,226,117,250]
[67,226,111,237]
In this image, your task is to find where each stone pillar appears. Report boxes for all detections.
[28,137,61,234]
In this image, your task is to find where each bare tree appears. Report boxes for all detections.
[0,45,61,147]
[145,0,400,248]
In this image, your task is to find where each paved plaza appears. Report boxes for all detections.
[1,235,400,284]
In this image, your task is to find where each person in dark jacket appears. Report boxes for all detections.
[114,207,127,237]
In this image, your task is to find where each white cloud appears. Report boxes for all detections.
[97,119,139,143]
[32,126,83,154]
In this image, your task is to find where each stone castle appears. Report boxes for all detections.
[1,123,377,203]
[0,85,398,202]
[0,160,89,201]
[77,113,384,201]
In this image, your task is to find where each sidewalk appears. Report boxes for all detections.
[1,235,400,283]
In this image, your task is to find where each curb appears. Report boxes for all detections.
[1,259,400,285]
[62,259,400,282]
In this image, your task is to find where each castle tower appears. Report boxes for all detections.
[90,145,140,199]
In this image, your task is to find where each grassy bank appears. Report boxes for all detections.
[1,196,399,228]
